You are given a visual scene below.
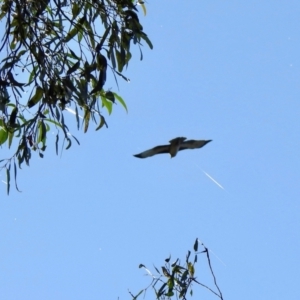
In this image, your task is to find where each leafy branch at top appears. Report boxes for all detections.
[0,0,152,194]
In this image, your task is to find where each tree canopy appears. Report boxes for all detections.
[0,0,152,193]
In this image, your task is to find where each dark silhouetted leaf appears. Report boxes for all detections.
[9,107,18,126]
[194,239,198,251]
[67,60,80,75]
[13,160,21,192]
[6,166,10,195]
[7,71,25,87]
[55,133,59,155]
[105,91,115,103]
[27,86,43,108]
[83,108,90,133]
[65,137,72,150]
[140,32,153,49]
[132,289,143,300]
[95,115,108,131]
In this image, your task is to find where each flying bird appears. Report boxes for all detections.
[133,137,212,159]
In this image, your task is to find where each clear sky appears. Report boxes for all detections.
[1,1,300,299]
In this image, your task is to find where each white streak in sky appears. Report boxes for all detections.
[197,239,226,267]
[65,107,83,119]
[202,170,224,190]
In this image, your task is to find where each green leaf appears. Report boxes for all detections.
[165,290,174,297]
[72,3,81,20]
[115,49,124,72]
[64,27,79,43]
[167,278,174,289]
[78,30,83,42]
[43,109,49,116]
[138,1,147,15]
[8,131,14,149]
[113,93,128,112]
[38,121,47,143]
[27,86,43,108]
[10,36,17,50]
[45,122,50,131]
[101,96,113,115]
[188,262,194,277]
[17,50,27,58]
[0,127,8,146]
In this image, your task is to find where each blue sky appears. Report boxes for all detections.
[1,1,300,299]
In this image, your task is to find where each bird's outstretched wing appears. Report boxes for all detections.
[133,145,170,158]
[179,139,212,151]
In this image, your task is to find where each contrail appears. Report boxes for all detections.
[65,107,83,119]
[197,239,226,267]
[202,170,224,190]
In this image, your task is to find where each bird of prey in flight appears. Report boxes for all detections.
[133,137,212,159]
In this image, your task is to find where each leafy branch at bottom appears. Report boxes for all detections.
[129,238,224,300]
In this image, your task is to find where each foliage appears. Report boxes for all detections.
[0,0,152,193]
[130,239,224,300]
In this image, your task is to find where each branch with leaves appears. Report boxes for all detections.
[0,0,152,193]
[130,239,224,300]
